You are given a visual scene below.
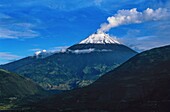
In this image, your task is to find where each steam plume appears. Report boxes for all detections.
[97,8,168,33]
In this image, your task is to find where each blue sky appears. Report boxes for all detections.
[0,0,170,64]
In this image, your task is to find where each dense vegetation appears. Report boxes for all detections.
[0,69,46,110]
[1,44,137,90]
[28,45,170,112]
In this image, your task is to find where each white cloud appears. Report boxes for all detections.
[49,46,69,52]
[68,48,113,54]
[14,23,35,28]
[0,52,22,64]
[0,13,11,19]
[0,52,21,60]
[69,48,95,54]
[29,48,41,52]
[0,28,39,39]
[127,40,170,52]
[0,12,39,39]
[121,27,170,52]
[94,0,103,6]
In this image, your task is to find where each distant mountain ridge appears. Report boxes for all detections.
[30,45,170,112]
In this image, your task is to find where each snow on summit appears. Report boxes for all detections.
[79,32,120,44]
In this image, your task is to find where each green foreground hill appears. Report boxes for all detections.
[0,69,45,110]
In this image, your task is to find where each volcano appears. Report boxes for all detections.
[0,33,137,90]
[68,32,134,53]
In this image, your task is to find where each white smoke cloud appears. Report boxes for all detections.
[68,48,113,54]
[35,50,47,56]
[97,8,169,33]
[0,52,21,64]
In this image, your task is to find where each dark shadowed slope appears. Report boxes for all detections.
[0,69,46,110]
[31,45,170,112]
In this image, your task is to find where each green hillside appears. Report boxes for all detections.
[1,44,137,90]
[30,45,170,112]
[0,69,45,110]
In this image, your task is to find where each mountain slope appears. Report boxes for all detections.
[0,33,137,90]
[0,56,37,71]
[68,43,134,51]
[31,45,170,112]
[0,69,45,110]
[1,47,136,90]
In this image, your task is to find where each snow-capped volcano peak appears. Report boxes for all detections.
[79,32,120,44]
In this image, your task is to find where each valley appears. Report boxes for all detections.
[0,1,170,111]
